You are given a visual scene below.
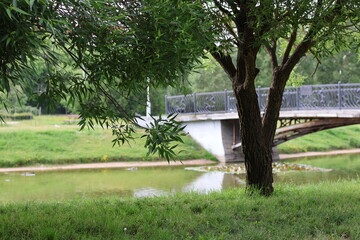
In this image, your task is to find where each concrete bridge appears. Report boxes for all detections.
[165,83,360,162]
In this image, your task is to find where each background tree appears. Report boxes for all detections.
[300,50,360,84]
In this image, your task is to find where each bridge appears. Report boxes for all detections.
[165,83,360,162]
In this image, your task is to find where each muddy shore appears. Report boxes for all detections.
[1,148,360,173]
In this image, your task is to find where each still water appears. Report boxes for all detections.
[1,154,359,203]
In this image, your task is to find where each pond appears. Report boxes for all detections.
[1,154,360,204]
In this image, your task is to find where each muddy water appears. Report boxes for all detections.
[1,154,359,203]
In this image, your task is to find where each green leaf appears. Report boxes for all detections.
[5,8,12,19]
[5,37,12,47]
[29,0,35,10]
[11,6,31,16]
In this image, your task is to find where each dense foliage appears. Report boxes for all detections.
[0,0,216,160]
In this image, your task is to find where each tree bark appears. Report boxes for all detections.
[262,69,289,148]
[213,45,275,195]
[232,73,274,196]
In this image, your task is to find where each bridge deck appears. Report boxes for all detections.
[168,83,360,162]
[166,83,360,116]
[176,110,360,122]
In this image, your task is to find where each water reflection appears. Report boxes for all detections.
[0,153,359,203]
[275,153,360,184]
[0,167,246,203]
[183,172,224,193]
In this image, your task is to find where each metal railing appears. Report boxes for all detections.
[165,82,360,115]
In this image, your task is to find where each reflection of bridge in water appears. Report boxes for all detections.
[165,83,360,162]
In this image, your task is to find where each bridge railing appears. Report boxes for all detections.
[165,82,360,114]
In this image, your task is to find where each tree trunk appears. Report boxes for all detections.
[233,80,274,196]
[262,70,289,147]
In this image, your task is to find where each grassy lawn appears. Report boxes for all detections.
[0,180,359,239]
[1,115,360,166]
[0,115,215,167]
[278,124,360,153]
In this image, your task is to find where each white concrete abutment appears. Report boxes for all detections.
[183,119,244,162]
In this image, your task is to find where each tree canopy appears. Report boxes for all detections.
[1,0,217,159]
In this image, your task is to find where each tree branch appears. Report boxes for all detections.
[210,48,237,79]
[213,0,233,17]
[265,40,278,69]
[97,83,146,129]
[224,22,240,45]
[281,28,297,65]
[281,0,346,74]
[311,60,321,78]
[225,0,240,15]
[233,1,246,35]
[283,34,314,77]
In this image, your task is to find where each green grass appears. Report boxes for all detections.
[0,115,215,167]
[2,115,360,166]
[279,124,360,153]
[0,180,359,239]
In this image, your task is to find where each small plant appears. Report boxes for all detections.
[101,155,108,162]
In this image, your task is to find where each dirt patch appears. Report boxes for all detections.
[2,149,359,173]
[0,159,216,173]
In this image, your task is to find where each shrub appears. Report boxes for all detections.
[1,112,33,120]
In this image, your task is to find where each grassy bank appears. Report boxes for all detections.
[1,115,360,166]
[0,116,215,167]
[278,124,360,153]
[0,180,359,239]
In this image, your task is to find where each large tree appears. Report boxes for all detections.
[206,0,359,195]
[1,0,359,195]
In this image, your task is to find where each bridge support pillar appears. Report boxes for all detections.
[183,120,228,162]
[220,120,244,162]
[183,119,280,163]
